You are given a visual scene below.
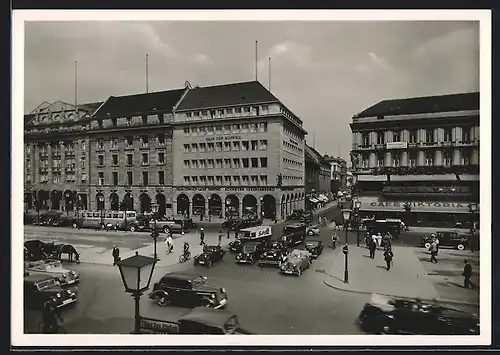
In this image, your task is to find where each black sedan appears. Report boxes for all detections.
[235,242,262,264]
[24,273,77,310]
[194,245,226,267]
[304,240,323,259]
[357,294,479,335]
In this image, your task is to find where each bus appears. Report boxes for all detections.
[72,210,137,230]
[228,226,273,253]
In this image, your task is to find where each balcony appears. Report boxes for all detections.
[65,150,75,157]
[52,151,62,158]
[65,167,75,173]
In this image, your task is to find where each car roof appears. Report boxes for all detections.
[179,307,235,327]
[161,272,204,281]
[24,273,56,282]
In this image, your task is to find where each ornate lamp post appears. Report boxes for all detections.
[341,209,352,243]
[341,208,352,284]
[151,203,159,261]
[116,252,157,334]
[353,200,361,247]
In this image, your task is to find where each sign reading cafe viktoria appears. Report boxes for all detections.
[371,201,467,209]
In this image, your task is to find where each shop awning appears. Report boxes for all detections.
[358,196,478,214]
[309,198,319,203]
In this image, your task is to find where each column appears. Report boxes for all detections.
[402,130,409,143]
[385,130,393,143]
[357,132,363,146]
[256,198,261,218]
[433,128,439,144]
[239,200,243,217]
[453,149,461,166]
[417,150,425,166]
[434,150,443,166]
[370,131,377,145]
[401,151,409,167]
[418,129,426,143]
[384,152,392,167]
[455,127,463,143]
[205,199,209,217]
[471,148,479,165]
[369,152,376,168]
[438,128,444,143]
[189,201,193,217]
[474,126,480,141]
[221,202,226,219]
[451,127,456,142]
[60,142,65,185]
[47,143,52,184]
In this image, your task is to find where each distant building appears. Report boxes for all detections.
[323,155,347,193]
[349,92,479,228]
[304,145,330,199]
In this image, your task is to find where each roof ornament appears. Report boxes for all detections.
[184,81,192,89]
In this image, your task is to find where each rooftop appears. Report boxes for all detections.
[176,80,279,111]
[94,88,186,118]
[355,92,479,118]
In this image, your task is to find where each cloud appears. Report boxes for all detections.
[368,51,393,71]
[268,41,312,67]
[190,53,212,65]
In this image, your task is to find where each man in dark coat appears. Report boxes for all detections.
[463,259,473,288]
[383,247,394,271]
[368,238,377,259]
[112,245,120,266]
[199,228,205,246]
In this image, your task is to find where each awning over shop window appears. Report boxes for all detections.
[309,198,319,203]
[358,196,478,214]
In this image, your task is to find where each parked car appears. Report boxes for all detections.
[129,217,183,234]
[306,224,320,236]
[421,231,470,251]
[304,240,323,258]
[194,245,226,267]
[24,273,77,309]
[357,294,479,335]
[139,307,253,334]
[25,259,80,286]
[148,272,227,309]
[235,242,263,264]
[258,240,288,267]
[280,249,312,276]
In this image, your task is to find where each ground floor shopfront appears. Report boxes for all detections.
[172,186,305,220]
[356,195,479,229]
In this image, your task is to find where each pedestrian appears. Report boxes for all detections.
[429,240,438,263]
[218,231,223,246]
[369,238,376,259]
[318,216,322,226]
[365,232,371,248]
[331,233,338,250]
[165,238,171,254]
[383,247,394,271]
[462,259,473,289]
[273,212,277,224]
[324,217,329,227]
[199,228,205,246]
[235,225,240,239]
[376,233,382,249]
[112,245,120,266]
[434,234,440,255]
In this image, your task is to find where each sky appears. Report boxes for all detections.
[24,20,479,160]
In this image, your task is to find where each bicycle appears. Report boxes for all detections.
[178,251,191,264]
[37,320,67,334]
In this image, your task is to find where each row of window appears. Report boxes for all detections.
[283,140,304,154]
[36,173,87,184]
[182,175,268,185]
[97,152,166,167]
[359,150,474,168]
[283,158,303,167]
[183,122,268,136]
[98,135,166,150]
[97,114,167,128]
[97,171,166,186]
[283,126,304,143]
[183,157,268,169]
[360,126,476,146]
[184,105,270,120]
[183,140,268,153]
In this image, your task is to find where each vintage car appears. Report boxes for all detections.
[258,240,288,267]
[25,259,80,286]
[286,209,305,221]
[222,217,262,230]
[24,273,77,309]
[235,242,263,264]
[421,231,470,250]
[278,223,307,247]
[228,225,272,253]
[148,272,227,309]
[306,224,320,236]
[280,249,312,276]
[33,211,73,227]
[194,245,226,267]
[139,307,253,334]
[357,294,479,335]
[304,240,324,258]
[129,217,183,234]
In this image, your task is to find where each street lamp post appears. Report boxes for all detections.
[226,199,231,239]
[100,208,105,230]
[76,195,82,230]
[468,203,478,232]
[353,200,361,247]
[116,252,157,334]
[341,209,352,284]
[151,203,159,261]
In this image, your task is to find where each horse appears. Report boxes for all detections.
[57,244,80,263]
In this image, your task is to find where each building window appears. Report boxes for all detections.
[158,171,165,185]
[377,132,384,145]
[242,175,249,185]
[409,152,417,167]
[111,138,118,149]
[224,142,231,152]
[409,130,417,143]
[127,153,133,166]
[260,157,268,168]
[235,108,242,114]
[191,143,198,153]
[232,141,240,151]
[191,127,198,136]
[184,160,190,168]
[142,153,149,165]
[98,154,104,166]
[426,129,434,143]
[210,110,216,118]
[218,109,224,116]
[425,152,434,166]
[80,157,86,168]
[126,137,133,147]
[259,122,267,132]
[207,143,214,152]
[207,126,214,135]
[233,158,240,169]
[183,176,190,185]
[186,112,192,118]
[251,140,258,150]
[260,175,268,185]
[97,140,104,150]
[224,176,231,185]
[191,160,198,169]
[244,107,251,113]
[362,133,369,146]
[393,131,401,142]
[223,125,231,134]
[184,144,190,153]
[232,124,240,133]
[461,150,471,165]
[361,154,369,168]
[462,126,472,142]
[199,126,206,135]
[242,158,249,168]
[241,124,249,133]
[112,154,118,166]
[224,159,231,169]
[207,159,214,169]
[215,125,222,134]
[232,176,240,184]
[251,175,258,184]
[215,142,222,152]
[242,141,249,151]
[127,171,133,185]
[377,154,384,167]
[262,105,269,112]
[444,151,452,166]
[225,108,233,115]
[250,123,257,133]
[202,111,208,117]
[184,128,190,136]
[112,172,118,186]
[199,143,206,153]
[444,128,452,142]
[194,112,200,118]
[140,136,148,147]
[158,152,165,164]
[216,159,222,169]
[251,158,259,168]
[392,153,400,167]
[259,140,267,150]
[98,172,104,186]
[142,171,149,186]
[215,176,222,184]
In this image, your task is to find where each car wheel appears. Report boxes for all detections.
[130,225,137,232]
[157,296,170,307]
[163,226,170,234]
[424,242,431,249]
[72,222,78,229]
[457,244,465,251]
[308,230,314,236]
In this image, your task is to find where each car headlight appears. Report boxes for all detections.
[56,293,61,298]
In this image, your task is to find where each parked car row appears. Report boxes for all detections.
[420,231,478,251]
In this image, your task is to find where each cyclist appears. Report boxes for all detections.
[41,298,62,334]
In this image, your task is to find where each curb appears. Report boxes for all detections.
[322,278,479,307]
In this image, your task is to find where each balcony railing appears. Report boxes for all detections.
[364,165,479,176]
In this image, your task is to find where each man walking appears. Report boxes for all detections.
[383,247,394,271]
[199,228,205,246]
[463,259,473,288]
[368,238,377,259]
[434,234,440,255]
[112,245,120,266]
[331,232,338,250]
[165,234,173,254]
[429,240,438,263]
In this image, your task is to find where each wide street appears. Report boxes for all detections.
[22,204,479,334]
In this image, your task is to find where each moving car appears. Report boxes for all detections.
[306,224,320,236]
[258,240,288,267]
[139,307,253,334]
[228,225,272,253]
[357,294,479,335]
[148,272,227,309]
[235,242,262,264]
[25,259,80,286]
[128,216,183,234]
[280,249,312,276]
[24,273,77,309]
[278,223,307,247]
[194,245,226,267]
[421,231,470,251]
[304,240,323,258]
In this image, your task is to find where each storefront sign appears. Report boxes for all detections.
[359,197,478,214]
[370,201,466,209]
[140,317,179,333]
[206,135,242,142]
[386,142,408,149]
[176,186,276,192]
[384,186,471,194]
